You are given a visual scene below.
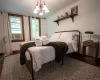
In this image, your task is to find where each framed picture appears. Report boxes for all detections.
[71,6,78,15]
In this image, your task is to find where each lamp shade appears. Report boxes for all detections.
[85,31,94,34]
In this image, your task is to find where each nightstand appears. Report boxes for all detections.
[82,41,99,60]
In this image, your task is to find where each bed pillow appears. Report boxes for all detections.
[59,32,73,43]
[41,36,50,45]
[35,40,42,46]
[35,36,50,45]
[42,40,50,45]
[41,36,47,40]
[35,36,43,46]
[49,33,61,42]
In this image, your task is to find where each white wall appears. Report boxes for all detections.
[47,0,100,57]
[46,2,79,37]
[11,16,47,51]
[47,0,100,37]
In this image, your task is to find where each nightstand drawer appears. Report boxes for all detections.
[83,42,96,47]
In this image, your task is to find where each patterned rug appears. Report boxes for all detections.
[1,54,100,80]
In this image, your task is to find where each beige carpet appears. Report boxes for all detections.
[1,54,100,80]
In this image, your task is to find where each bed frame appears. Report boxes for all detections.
[25,30,81,80]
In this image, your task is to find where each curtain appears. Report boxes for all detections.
[0,13,4,53]
[0,12,12,56]
[30,17,40,40]
[30,17,37,40]
[30,17,33,40]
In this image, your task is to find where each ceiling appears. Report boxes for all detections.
[0,0,78,18]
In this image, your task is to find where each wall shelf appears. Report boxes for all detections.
[53,14,77,25]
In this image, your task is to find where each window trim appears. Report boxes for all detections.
[8,13,25,42]
[28,16,41,40]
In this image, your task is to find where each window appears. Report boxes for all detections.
[29,17,41,40]
[9,14,24,42]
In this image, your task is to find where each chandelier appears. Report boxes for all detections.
[33,0,49,16]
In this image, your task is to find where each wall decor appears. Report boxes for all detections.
[61,15,64,18]
[65,12,69,17]
[71,5,78,15]
[57,16,60,19]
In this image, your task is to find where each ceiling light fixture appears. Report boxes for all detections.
[33,0,49,16]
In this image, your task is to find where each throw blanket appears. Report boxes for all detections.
[43,41,68,62]
[20,42,36,65]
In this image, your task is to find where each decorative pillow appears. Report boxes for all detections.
[72,33,79,51]
[35,36,43,46]
[41,36,50,45]
[35,40,42,46]
[42,40,50,45]
[35,36,50,45]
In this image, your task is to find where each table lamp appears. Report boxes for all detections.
[85,31,94,42]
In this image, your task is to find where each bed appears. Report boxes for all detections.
[20,30,81,80]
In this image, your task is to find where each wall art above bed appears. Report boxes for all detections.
[53,5,78,26]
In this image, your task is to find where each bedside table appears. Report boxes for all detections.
[82,41,99,60]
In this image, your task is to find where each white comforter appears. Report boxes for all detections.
[27,46,55,72]
[25,43,75,72]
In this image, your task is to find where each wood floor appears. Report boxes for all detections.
[67,53,100,67]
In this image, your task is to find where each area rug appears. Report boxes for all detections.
[1,54,100,80]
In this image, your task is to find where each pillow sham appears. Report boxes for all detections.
[59,32,73,43]
[49,33,61,42]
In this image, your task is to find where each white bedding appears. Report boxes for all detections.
[25,42,75,72]
[26,46,55,72]
[22,32,78,72]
